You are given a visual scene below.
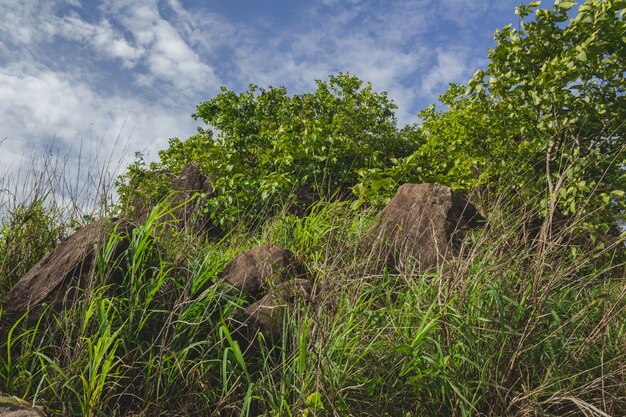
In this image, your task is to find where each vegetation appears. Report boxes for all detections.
[1,1,625,416]
[117,72,419,228]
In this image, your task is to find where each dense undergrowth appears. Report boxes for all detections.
[1,1,625,415]
[0,179,624,416]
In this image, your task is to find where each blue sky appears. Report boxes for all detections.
[0,0,525,187]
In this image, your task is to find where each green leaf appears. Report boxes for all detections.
[306,392,324,410]
[558,1,576,11]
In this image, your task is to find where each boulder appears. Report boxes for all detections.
[3,218,134,316]
[368,183,483,272]
[244,278,312,338]
[225,245,310,342]
[170,162,214,232]
[224,245,302,297]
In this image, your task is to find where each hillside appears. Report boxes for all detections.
[1,1,625,416]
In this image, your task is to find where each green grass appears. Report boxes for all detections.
[0,169,625,416]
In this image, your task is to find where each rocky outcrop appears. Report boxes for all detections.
[368,183,483,272]
[3,218,134,316]
[244,279,312,338]
[171,162,213,193]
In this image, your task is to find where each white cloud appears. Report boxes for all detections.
[164,0,238,56]
[229,0,431,124]
[54,15,143,67]
[99,0,221,95]
[0,62,200,207]
[4,0,224,96]
[419,48,474,97]
[0,1,54,47]
[227,0,510,123]
[437,0,490,25]
[142,19,215,89]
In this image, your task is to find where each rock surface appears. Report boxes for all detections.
[224,245,310,340]
[170,162,214,232]
[0,395,43,416]
[224,245,302,297]
[244,279,312,338]
[171,162,213,193]
[3,218,134,315]
[368,183,483,271]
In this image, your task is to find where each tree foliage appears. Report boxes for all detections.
[0,198,65,295]
[117,0,625,240]
[118,73,418,228]
[394,0,625,239]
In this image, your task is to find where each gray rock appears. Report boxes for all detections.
[171,162,213,194]
[170,162,214,232]
[3,218,133,315]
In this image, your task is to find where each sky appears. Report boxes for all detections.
[0,0,525,208]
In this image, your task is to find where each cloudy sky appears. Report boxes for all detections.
[0,0,523,205]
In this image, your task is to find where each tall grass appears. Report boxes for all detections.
[1,150,625,416]
[0,138,128,297]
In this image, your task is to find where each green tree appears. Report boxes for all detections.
[116,133,215,222]
[397,0,625,239]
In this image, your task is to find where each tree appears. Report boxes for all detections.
[396,0,625,240]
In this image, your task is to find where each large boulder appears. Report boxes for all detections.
[223,245,302,297]
[3,218,134,316]
[368,183,483,272]
[171,161,213,193]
